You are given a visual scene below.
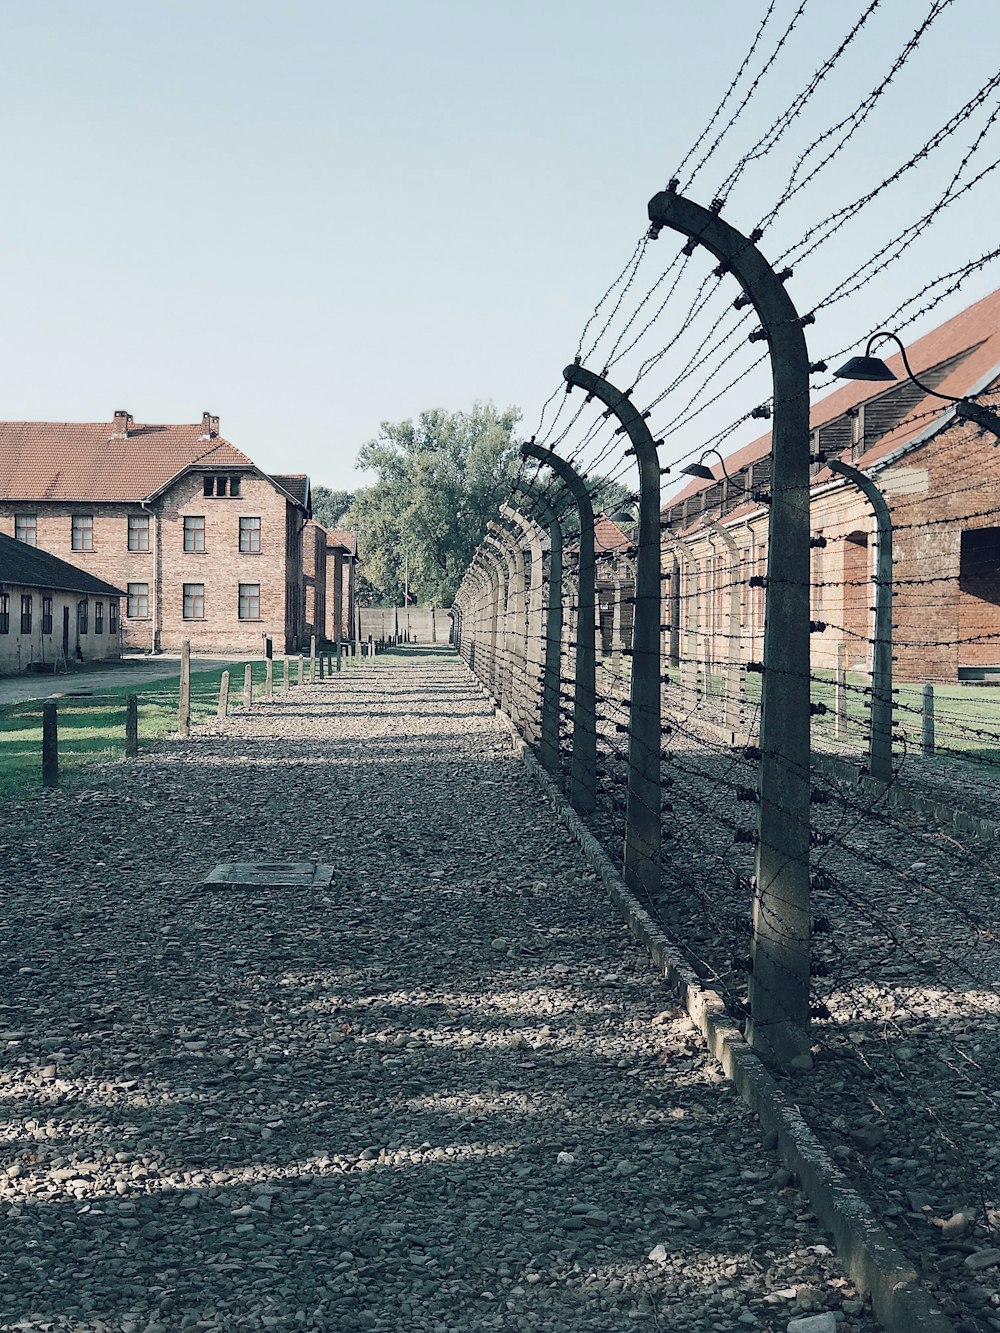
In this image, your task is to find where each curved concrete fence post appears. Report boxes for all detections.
[484,531,518,722]
[703,517,743,734]
[477,544,506,706]
[827,459,893,784]
[649,185,812,1070]
[512,483,564,778]
[520,442,597,815]
[488,519,529,738]
[662,528,700,702]
[563,363,662,904]
[500,502,546,747]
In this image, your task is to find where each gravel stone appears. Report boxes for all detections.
[0,648,880,1332]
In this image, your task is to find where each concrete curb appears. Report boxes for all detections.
[509,738,954,1333]
[811,750,999,844]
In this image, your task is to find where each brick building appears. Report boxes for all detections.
[0,532,123,673]
[326,529,358,643]
[302,520,328,646]
[0,412,313,654]
[661,288,1000,682]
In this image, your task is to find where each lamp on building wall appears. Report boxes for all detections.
[835,330,1000,437]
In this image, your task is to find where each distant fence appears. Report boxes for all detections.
[357,606,451,644]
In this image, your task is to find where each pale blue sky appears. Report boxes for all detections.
[0,0,997,489]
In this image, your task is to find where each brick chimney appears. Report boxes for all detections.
[111,410,132,439]
[200,411,219,439]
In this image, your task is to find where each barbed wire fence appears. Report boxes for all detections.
[450,5,1000,1329]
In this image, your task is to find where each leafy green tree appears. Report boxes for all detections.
[349,403,520,606]
[311,486,354,530]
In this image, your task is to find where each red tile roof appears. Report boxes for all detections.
[594,514,633,553]
[666,286,1000,507]
[0,420,255,503]
[326,528,358,556]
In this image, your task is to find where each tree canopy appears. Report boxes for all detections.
[311,487,354,530]
[346,403,520,606]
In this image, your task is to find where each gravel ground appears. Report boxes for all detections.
[580,681,1000,1333]
[0,646,878,1332]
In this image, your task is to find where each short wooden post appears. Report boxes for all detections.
[834,641,847,740]
[310,634,317,683]
[336,638,342,672]
[41,699,58,788]
[244,663,253,709]
[281,658,290,691]
[922,683,935,757]
[265,657,273,698]
[125,694,138,757]
[298,654,305,685]
[318,653,325,680]
[218,669,230,718]
[178,640,191,737]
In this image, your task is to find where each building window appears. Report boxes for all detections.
[239,516,261,553]
[95,601,104,634]
[42,597,53,635]
[15,514,37,546]
[183,583,205,620]
[127,582,149,619]
[77,599,89,635]
[239,583,261,621]
[128,514,150,552]
[0,593,9,634]
[203,474,241,498]
[110,601,119,635]
[72,515,94,551]
[183,515,206,552]
[21,595,33,635]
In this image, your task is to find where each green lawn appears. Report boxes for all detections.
[0,660,277,802]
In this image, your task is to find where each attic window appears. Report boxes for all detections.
[203,475,242,498]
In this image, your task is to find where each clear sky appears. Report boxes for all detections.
[1,0,997,490]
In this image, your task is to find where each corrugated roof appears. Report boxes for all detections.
[665,286,1000,508]
[0,532,124,597]
[0,420,255,503]
[326,528,358,556]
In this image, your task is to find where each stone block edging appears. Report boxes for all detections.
[511,738,954,1333]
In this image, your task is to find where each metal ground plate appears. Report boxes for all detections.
[203,862,335,888]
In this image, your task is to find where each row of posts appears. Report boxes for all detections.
[40,630,392,788]
[453,181,895,1071]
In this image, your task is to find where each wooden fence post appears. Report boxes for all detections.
[42,700,59,788]
[244,663,253,709]
[218,670,230,718]
[178,640,191,737]
[922,683,935,757]
[834,641,847,741]
[125,694,138,757]
[265,657,273,698]
[310,634,317,683]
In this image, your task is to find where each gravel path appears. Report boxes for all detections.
[584,683,1000,1333]
[0,646,878,1332]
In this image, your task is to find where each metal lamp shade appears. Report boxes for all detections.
[833,355,897,382]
